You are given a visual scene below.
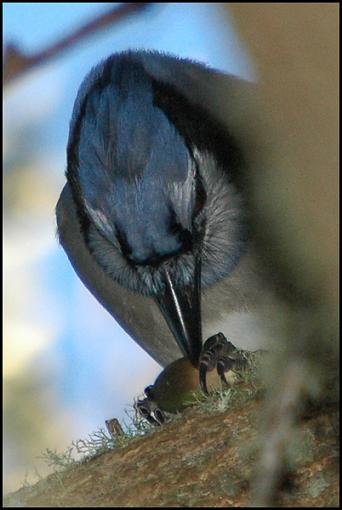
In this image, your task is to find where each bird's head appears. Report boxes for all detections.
[66,53,248,365]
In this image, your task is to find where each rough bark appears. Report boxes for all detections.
[4,387,339,507]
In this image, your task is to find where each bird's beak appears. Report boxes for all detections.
[154,257,202,367]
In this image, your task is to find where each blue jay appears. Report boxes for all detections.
[56,50,270,410]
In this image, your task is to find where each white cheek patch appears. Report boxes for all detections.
[192,147,203,164]
[167,156,196,230]
[84,200,114,239]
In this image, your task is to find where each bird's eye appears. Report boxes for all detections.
[193,173,207,218]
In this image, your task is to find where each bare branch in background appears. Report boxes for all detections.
[3,3,152,87]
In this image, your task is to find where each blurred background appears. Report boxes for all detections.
[3,2,254,493]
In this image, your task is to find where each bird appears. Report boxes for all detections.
[56,50,273,408]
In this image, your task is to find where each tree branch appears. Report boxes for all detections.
[3,3,152,86]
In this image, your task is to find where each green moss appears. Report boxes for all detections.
[307,472,330,498]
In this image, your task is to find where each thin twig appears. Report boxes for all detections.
[4,3,152,86]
